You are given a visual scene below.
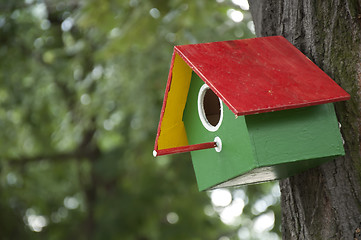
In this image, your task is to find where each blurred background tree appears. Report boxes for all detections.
[0,0,280,239]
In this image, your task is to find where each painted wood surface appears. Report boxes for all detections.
[183,73,345,191]
[183,72,256,191]
[153,36,349,190]
[175,36,350,116]
[155,53,192,151]
[246,103,344,167]
[154,36,350,156]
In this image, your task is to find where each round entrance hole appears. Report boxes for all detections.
[197,84,223,132]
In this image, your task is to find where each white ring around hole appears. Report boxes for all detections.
[214,136,222,152]
[197,84,223,132]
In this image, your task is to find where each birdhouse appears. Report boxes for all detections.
[153,36,350,191]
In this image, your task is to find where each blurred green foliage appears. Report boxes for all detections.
[0,0,280,239]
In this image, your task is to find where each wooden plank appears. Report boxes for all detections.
[155,53,192,150]
[183,72,255,191]
[175,36,350,116]
[246,103,344,167]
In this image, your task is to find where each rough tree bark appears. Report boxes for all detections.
[249,1,361,239]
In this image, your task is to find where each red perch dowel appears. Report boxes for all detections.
[153,141,217,157]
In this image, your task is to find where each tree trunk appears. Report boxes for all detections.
[249,1,361,239]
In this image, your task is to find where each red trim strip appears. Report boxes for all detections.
[154,142,216,157]
[154,52,177,151]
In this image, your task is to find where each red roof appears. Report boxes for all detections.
[175,36,350,116]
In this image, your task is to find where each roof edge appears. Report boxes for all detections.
[234,95,350,116]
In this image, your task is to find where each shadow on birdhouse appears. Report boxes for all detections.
[153,36,350,191]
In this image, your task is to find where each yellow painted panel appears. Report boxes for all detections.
[158,53,192,150]
[157,122,188,149]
